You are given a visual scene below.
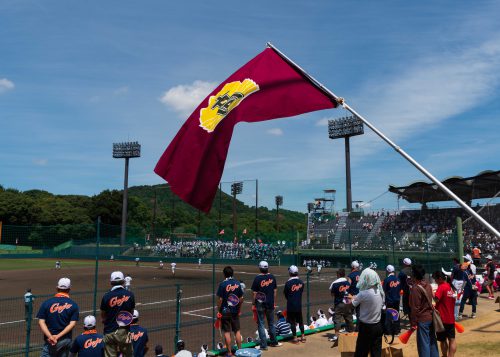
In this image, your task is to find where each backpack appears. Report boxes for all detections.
[381,308,399,344]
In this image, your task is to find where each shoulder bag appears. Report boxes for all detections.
[417,284,445,333]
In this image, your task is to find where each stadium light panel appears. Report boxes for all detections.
[328,116,364,139]
[113,141,141,158]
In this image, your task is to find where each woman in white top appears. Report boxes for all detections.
[350,268,384,357]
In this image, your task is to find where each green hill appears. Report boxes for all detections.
[0,184,306,240]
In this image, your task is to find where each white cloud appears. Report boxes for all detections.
[226,157,286,169]
[114,86,129,95]
[266,128,283,136]
[33,158,48,166]
[160,80,217,117]
[315,118,330,127]
[0,78,14,94]
[354,37,500,142]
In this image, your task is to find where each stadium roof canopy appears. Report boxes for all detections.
[388,170,500,204]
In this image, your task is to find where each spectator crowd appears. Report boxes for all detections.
[149,238,287,262]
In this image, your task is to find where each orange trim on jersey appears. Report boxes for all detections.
[54,292,70,298]
[83,329,97,335]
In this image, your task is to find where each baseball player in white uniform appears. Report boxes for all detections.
[171,262,176,276]
[125,275,132,290]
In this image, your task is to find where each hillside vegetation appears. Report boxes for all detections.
[0,184,306,239]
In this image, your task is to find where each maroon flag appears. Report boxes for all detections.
[155,47,338,212]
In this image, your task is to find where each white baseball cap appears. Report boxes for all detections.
[403,258,412,266]
[57,277,71,290]
[351,261,360,269]
[84,315,96,328]
[486,254,493,260]
[288,265,298,274]
[259,261,268,269]
[133,309,139,319]
[463,254,472,262]
[110,271,125,282]
[386,265,395,273]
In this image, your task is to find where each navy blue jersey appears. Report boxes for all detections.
[130,324,149,357]
[398,268,412,292]
[464,267,476,289]
[451,266,465,281]
[100,286,135,334]
[347,271,361,295]
[329,278,350,306]
[383,274,401,305]
[70,331,104,357]
[36,294,79,340]
[251,273,277,308]
[283,277,304,312]
[216,278,243,314]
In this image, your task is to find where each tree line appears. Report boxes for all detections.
[0,184,307,239]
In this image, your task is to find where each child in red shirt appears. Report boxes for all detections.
[433,271,457,357]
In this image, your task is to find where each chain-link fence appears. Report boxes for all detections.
[0,217,480,356]
[2,268,339,357]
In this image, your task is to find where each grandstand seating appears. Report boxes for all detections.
[305,204,499,255]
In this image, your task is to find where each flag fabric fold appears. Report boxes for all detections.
[155,47,338,212]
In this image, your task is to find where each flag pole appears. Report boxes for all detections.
[266,42,500,239]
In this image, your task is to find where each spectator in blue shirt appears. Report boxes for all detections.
[383,265,401,334]
[69,315,104,357]
[347,261,361,330]
[275,311,292,337]
[37,277,79,357]
[347,261,361,296]
[100,271,135,357]
[398,258,413,316]
[251,261,281,349]
[283,265,305,343]
[130,310,149,357]
[216,266,244,354]
[329,268,353,342]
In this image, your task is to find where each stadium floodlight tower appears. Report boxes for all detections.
[275,195,283,233]
[113,141,141,246]
[231,182,243,238]
[328,116,364,212]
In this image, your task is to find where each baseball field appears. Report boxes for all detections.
[0,258,334,356]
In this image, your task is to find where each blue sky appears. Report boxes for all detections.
[1,1,500,213]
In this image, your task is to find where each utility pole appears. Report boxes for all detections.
[275,195,283,233]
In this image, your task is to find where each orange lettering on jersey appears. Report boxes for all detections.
[225,284,239,292]
[84,338,103,349]
[49,303,73,314]
[109,295,130,308]
[338,285,348,293]
[131,331,144,341]
[389,281,400,288]
[260,279,273,288]
[291,284,303,292]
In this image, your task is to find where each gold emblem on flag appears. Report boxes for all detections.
[199,79,259,132]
